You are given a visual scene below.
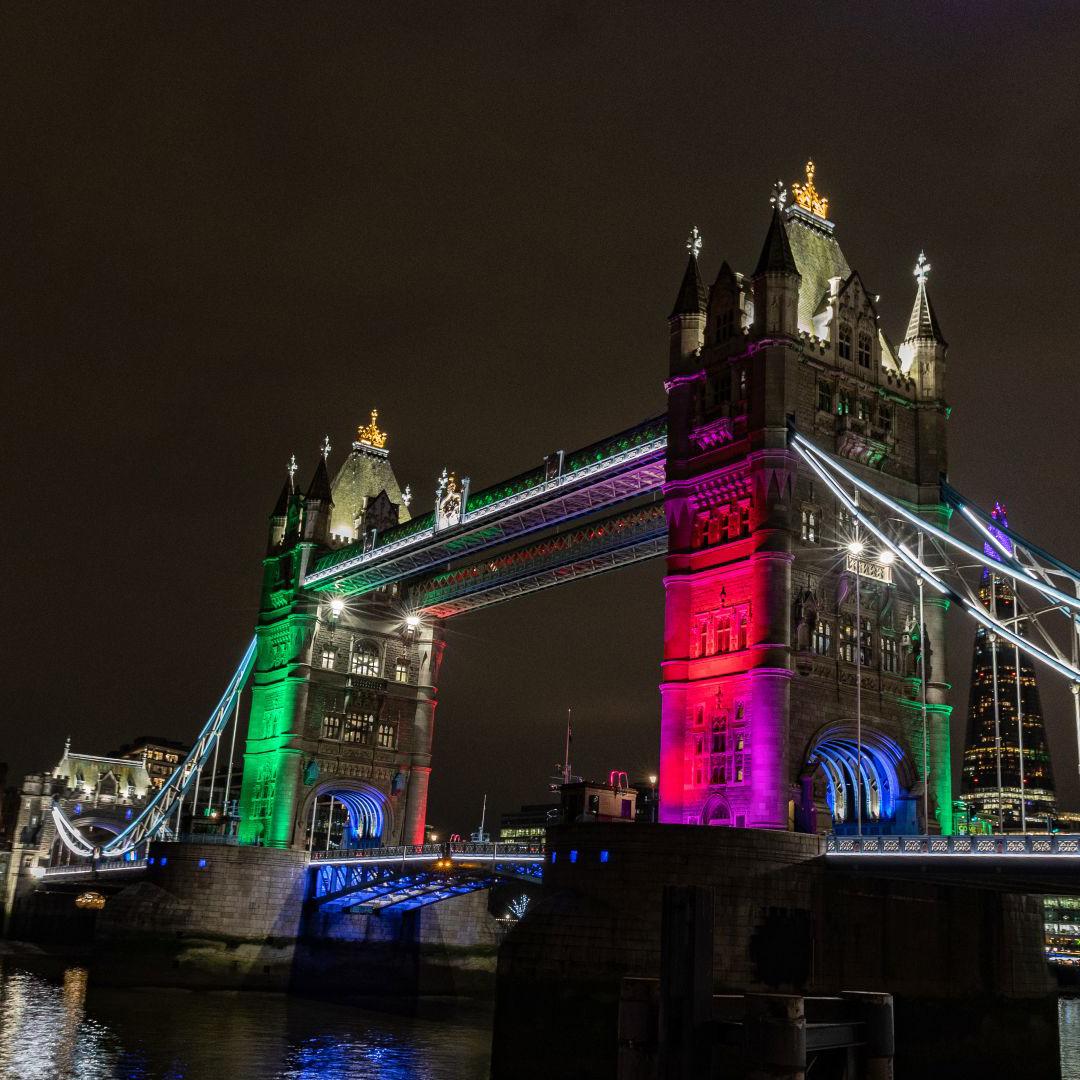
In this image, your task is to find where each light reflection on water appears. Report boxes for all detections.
[0,959,491,1079]
[1061,997,1080,1080]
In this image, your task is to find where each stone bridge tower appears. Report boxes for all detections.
[237,414,442,849]
[660,165,953,835]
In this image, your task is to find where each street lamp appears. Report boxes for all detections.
[329,597,345,616]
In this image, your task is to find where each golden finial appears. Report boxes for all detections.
[791,160,829,220]
[356,408,388,449]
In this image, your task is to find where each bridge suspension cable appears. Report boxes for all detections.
[788,428,1080,687]
[51,636,257,858]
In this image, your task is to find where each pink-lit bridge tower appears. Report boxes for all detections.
[660,166,953,834]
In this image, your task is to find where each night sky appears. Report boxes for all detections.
[5,4,1079,835]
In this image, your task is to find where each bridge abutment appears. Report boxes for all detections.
[492,823,1058,1080]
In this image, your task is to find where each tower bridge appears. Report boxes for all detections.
[21,162,1080,923]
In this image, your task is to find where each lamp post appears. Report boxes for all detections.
[848,525,864,838]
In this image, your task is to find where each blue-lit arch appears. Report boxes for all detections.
[805,725,908,829]
[301,781,390,849]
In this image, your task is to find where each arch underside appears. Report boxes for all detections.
[806,725,910,832]
[301,780,391,848]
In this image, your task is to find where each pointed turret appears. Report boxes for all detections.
[903,251,947,347]
[267,456,297,552]
[751,184,801,336]
[302,438,335,544]
[899,252,949,481]
[668,227,707,375]
[753,204,798,277]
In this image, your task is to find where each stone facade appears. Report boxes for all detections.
[661,174,952,836]
[238,420,442,850]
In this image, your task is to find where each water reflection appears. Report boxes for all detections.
[0,959,491,1079]
[1061,997,1080,1080]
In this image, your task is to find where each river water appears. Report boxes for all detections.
[4,957,1080,1079]
[0,958,491,1079]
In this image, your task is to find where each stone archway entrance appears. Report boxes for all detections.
[296,780,392,852]
[802,724,915,835]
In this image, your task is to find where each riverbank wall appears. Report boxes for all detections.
[492,823,1058,1080]
[7,840,507,1003]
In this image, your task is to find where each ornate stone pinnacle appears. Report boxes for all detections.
[287,454,298,480]
[686,225,702,260]
[321,435,331,461]
[401,484,412,508]
[792,160,829,219]
[357,408,388,449]
[770,180,787,210]
[914,251,931,286]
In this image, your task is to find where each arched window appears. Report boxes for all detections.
[838,323,852,360]
[711,722,724,754]
[394,657,409,683]
[351,643,379,677]
[857,331,872,368]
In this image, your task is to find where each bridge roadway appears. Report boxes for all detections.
[35,834,1080,905]
[825,833,1080,893]
[309,841,545,912]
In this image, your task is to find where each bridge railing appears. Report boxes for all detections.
[826,834,1080,856]
[41,857,148,877]
[308,840,546,864]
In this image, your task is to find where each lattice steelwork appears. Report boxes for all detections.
[408,501,666,617]
[303,418,666,595]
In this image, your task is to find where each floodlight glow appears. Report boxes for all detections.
[847,540,865,556]
[878,550,895,566]
[329,598,345,616]
[405,614,422,630]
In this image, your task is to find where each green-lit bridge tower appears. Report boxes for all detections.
[238,412,442,849]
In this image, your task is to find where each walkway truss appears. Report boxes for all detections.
[789,425,1080,776]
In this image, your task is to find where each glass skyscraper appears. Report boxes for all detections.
[960,503,1055,831]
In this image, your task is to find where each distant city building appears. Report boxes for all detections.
[561,773,638,824]
[498,803,560,843]
[3,740,156,926]
[1045,897,1080,967]
[960,503,1056,832]
[632,777,658,823]
[110,735,188,791]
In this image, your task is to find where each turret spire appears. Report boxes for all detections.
[753,200,798,277]
[904,251,947,346]
[669,230,707,319]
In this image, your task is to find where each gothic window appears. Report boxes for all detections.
[801,507,817,543]
[694,768,703,786]
[840,619,856,663]
[738,367,749,400]
[711,722,724,754]
[837,390,851,416]
[718,306,735,342]
[394,657,409,683]
[858,331,872,368]
[716,615,731,655]
[707,510,725,545]
[817,382,833,414]
[320,646,336,670]
[351,643,379,677]
[735,766,745,783]
[881,635,899,674]
[860,619,874,666]
[878,403,893,431]
[813,620,832,656]
[694,705,705,727]
[377,722,396,749]
[343,713,374,745]
[838,323,852,360]
[736,734,745,752]
[710,766,722,784]
[857,397,871,422]
[321,714,342,740]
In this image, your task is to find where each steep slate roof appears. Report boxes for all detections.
[753,207,799,277]
[270,475,292,517]
[783,210,851,333]
[669,253,707,318]
[329,446,410,540]
[904,279,947,346]
[306,455,333,504]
